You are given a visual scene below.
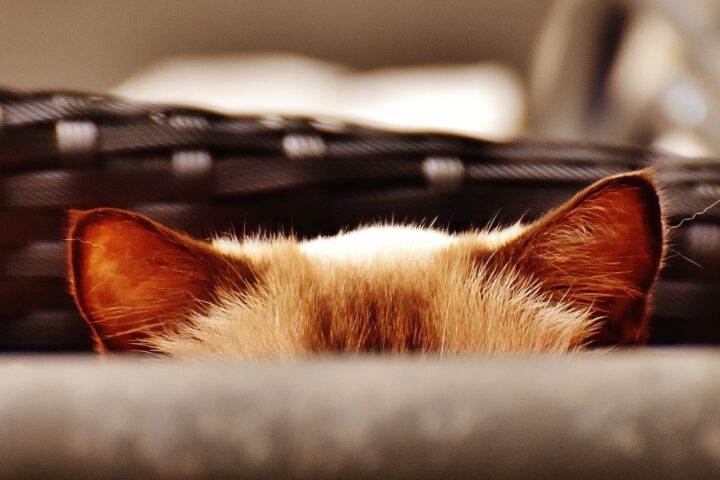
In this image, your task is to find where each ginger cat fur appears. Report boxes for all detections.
[67,171,665,357]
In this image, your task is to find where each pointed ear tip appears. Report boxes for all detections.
[600,171,666,264]
[68,208,143,237]
[594,170,663,218]
[604,170,659,195]
[67,209,140,274]
[68,208,106,232]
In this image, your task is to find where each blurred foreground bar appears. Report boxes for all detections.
[1,351,719,479]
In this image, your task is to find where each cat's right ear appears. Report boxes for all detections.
[499,171,664,346]
[67,209,253,353]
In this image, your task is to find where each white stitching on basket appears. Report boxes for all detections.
[172,150,213,176]
[421,156,466,191]
[282,134,327,159]
[55,120,98,154]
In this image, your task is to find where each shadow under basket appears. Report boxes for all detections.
[0,87,718,351]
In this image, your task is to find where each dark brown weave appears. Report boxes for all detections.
[0,87,717,351]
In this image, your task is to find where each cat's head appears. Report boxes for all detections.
[67,171,664,357]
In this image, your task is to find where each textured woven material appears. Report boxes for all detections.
[0,87,718,351]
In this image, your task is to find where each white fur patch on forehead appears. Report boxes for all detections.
[213,237,272,257]
[476,222,527,249]
[210,223,529,262]
[299,226,456,261]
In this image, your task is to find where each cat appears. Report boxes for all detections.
[67,170,665,357]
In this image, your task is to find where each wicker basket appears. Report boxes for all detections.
[0,88,718,351]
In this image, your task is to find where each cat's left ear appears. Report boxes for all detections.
[503,170,665,345]
[68,209,253,353]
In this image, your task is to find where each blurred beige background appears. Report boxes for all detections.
[0,0,552,91]
[4,0,713,154]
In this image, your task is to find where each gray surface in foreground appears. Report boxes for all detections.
[0,350,719,479]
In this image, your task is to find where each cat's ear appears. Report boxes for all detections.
[67,208,252,353]
[504,170,664,345]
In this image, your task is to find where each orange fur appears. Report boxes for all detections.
[67,171,665,357]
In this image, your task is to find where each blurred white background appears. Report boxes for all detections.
[0,0,552,140]
[2,0,720,155]
[0,0,551,90]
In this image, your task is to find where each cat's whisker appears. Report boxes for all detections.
[666,248,703,269]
